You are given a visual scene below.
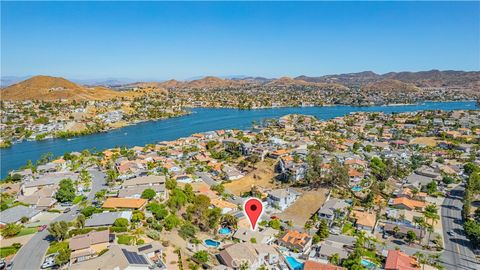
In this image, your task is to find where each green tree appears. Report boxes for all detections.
[55,178,76,202]
[55,246,72,266]
[114,218,129,228]
[424,204,439,246]
[193,250,208,263]
[47,221,69,241]
[406,230,417,245]
[141,188,156,200]
[131,210,145,223]
[1,223,21,237]
[75,214,86,229]
[164,214,180,231]
[167,188,188,210]
[179,223,197,240]
[147,202,169,220]
[269,219,281,230]
[317,220,329,240]
[329,253,340,266]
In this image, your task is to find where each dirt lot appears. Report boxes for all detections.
[409,137,437,147]
[224,159,281,196]
[277,188,329,226]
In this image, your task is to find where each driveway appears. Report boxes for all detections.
[12,169,105,270]
[440,184,479,270]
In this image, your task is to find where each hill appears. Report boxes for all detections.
[295,70,480,88]
[361,79,420,93]
[1,75,137,101]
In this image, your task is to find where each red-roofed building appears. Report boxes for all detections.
[385,250,419,270]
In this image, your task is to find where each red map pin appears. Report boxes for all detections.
[244,198,263,231]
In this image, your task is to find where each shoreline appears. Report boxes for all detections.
[1,100,478,178]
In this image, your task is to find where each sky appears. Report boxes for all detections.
[1,1,479,80]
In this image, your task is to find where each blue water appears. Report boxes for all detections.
[1,101,477,178]
[286,256,304,270]
[352,186,363,192]
[361,259,377,269]
[204,239,220,247]
[219,227,231,235]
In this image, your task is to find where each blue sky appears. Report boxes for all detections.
[1,1,479,80]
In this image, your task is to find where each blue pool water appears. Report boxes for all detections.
[285,256,304,270]
[219,227,231,235]
[352,186,363,192]
[361,259,376,269]
[1,101,476,178]
[204,239,220,247]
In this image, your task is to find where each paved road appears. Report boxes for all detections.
[441,184,479,270]
[12,169,105,270]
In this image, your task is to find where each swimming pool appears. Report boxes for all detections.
[361,259,376,269]
[351,186,363,192]
[219,227,231,235]
[285,256,304,270]
[204,239,220,247]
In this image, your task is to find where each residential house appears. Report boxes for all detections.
[389,197,426,211]
[277,230,312,253]
[69,230,111,264]
[232,227,277,244]
[384,250,419,270]
[222,165,244,181]
[0,205,40,227]
[303,261,346,270]
[351,210,376,233]
[267,188,300,211]
[70,243,165,270]
[102,198,147,210]
[318,199,350,225]
[383,222,425,239]
[217,243,280,270]
[85,211,133,227]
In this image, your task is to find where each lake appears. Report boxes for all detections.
[1,101,478,178]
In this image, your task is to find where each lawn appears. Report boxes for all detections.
[0,245,21,258]
[47,241,69,255]
[73,195,86,204]
[17,227,37,237]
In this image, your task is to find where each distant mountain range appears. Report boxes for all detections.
[1,70,478,101]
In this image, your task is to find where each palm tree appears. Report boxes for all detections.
[424,204,439,248]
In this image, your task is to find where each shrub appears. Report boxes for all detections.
[114,218,129,228]
[146,230,161,240]
[117,235,133,245]
[193,250,208,263]
[98,248,109,256]
[110,226,128,233]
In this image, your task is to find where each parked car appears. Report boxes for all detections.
[60,202,73,207]
[38,225,47,232]
[448,230,455,236]
[63,208,71,213]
